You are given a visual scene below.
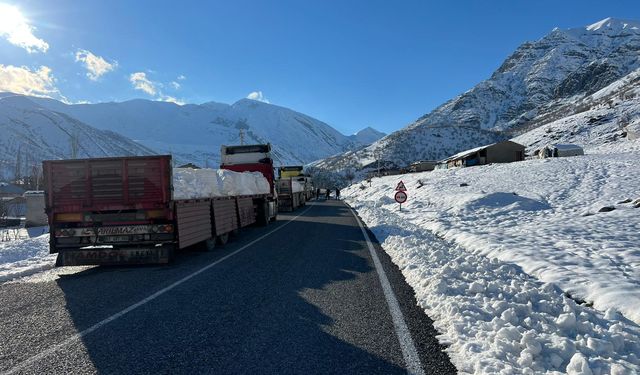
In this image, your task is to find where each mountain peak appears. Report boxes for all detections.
[348,126,386,145]
[354,126,384,136]
[585,17,640,32]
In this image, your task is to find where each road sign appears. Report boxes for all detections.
[394,191,407,204]
[395,181,407,192]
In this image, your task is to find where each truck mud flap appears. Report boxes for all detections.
[56,246,172,266]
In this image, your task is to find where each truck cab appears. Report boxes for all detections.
[220,144,278,221]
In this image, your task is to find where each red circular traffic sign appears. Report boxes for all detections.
[394,191,407,204]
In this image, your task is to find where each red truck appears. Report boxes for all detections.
[220,143,278,220]
[43,151,276,266]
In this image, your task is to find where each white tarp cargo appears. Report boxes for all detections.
[172,168,270,199]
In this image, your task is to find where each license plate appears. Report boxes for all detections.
[97,225,152,235]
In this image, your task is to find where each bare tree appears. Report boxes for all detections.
[344,168,355,185]
[14,146,22,184]
[70,132,80,159]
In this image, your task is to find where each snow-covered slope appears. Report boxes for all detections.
[344,143,640,374]
[32,97,378,166]
[514,67,640,152]
[318,17,640,171]
[0,94,155,180]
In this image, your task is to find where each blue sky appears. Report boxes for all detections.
[1,0,639,135]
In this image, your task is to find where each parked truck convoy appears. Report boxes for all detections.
[277,166,314,211]
[43,144,291,266]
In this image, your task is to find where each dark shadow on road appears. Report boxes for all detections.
[49,200,412,374]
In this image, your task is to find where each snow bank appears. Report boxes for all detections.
[173,168,270,199]
[344,150,640,374]
[0,227,54,282]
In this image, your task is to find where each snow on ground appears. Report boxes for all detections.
[0,226,54,282]
[344,144,640,374]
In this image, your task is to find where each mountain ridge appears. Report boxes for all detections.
[0,93,386,178]
[313,17,640,172]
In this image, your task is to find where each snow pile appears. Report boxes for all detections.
[172,168,270,199]
[0,227,53,282]
[344,150,640,374]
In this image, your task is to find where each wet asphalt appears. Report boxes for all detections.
[0,199,455,375]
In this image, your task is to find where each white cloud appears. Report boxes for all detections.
[247,91,270,103]
[129,72,157,96]
[129,71,184,104]
[177,75,186,80]
[170,81,180,90]
[75,49,117,80]
[0,64,59,97]
[0,4,49,53]
[159,95,184,105]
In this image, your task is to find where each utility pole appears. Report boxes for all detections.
[14,146,22,184]
[239,128,245,145]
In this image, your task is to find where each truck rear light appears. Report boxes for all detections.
[55,213,83,222]
[158,224,173,233]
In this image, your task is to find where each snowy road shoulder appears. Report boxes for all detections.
[347,200,640,375]
[344,148,640,374]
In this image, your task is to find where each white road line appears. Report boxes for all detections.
[348,205,426,375]
[2,206,312,375]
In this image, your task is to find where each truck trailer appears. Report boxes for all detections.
[43,153,275,266]
[277,166,314,211]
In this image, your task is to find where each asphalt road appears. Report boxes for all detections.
[0,200,455,375]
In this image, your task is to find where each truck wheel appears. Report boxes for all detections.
[257,202,269,226]
[205,238,216,252]
[216,233,229,245]
[162,244,175,263]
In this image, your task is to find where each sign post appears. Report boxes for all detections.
[394,180,408,211]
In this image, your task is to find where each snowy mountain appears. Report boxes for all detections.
[0,94,154,180]
[31,97,380,167]
[348,127,386,145]
[317,17,640,171]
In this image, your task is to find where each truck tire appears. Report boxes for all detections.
[161,244,175,263]
[257,201,269,226]
[216,233,229,245]
[205,238,216,252]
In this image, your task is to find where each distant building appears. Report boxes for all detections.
[440,141,526,169]
[409,160,437,172]
[0,182,25,198]
[1,196,26,218]
[24,191,47,227]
